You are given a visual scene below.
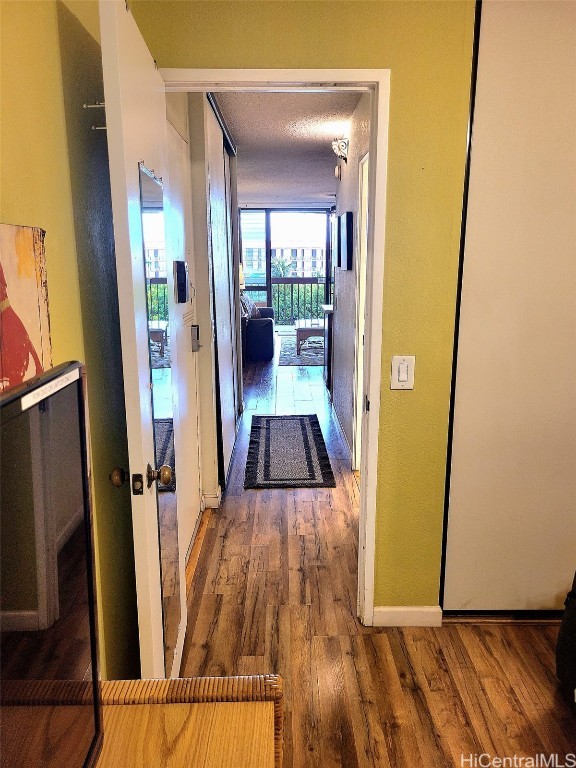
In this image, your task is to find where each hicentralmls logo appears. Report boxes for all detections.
[461,756,576,768]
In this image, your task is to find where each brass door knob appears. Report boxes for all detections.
[110,467,128,488]
[146,463,173,489]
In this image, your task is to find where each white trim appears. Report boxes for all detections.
[202,488,222,509]
[0,611,39,632]
[352,152,370,473]
[161,68,384,92]
[161,67,390,630]
[168,621,186,678]
[357,72,390,626]
[332,403,352,462]
[373,606,443,627]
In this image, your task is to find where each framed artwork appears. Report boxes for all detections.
[0,224,52,393]
[339,211,354,271]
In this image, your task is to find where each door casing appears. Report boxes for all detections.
[162,69,390,624]
[352,153,370,473]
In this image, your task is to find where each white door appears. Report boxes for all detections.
[443,0,576,610]
[100,0,168,677]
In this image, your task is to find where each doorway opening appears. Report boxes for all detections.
[162,69,390,625]
[240,208,330,381]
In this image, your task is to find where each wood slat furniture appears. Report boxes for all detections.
[295,318,324,354]
[321,304,333,394]
[148,320,168,356]
[1,676,283,768]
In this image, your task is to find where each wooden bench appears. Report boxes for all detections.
[99,676,283,767]
[1,675,283,768]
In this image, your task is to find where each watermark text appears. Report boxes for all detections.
[461,755,576,768]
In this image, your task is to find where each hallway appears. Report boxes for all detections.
[180,355,575,767]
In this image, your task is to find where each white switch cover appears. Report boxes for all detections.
[391,355,415,390]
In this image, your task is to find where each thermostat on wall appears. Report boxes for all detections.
[174,261,189,303]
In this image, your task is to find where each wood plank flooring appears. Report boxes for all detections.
[158,491,180,675]
[180,351,576,767]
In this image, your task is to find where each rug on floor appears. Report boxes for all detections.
[278,334,324,366]
[154,418,176,491]
[244,414,336,489]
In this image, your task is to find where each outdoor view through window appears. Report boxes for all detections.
[240,210,329,325]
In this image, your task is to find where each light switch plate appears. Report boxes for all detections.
[391,355,415,390]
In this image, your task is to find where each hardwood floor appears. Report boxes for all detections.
[180,351,576,767]
[158,490,180,675]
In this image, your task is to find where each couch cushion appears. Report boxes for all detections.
[240,293,261,319]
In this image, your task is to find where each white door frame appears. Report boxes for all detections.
[161,69,389,624]
[352,152,370,473]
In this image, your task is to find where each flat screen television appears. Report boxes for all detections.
[0,362,102,767]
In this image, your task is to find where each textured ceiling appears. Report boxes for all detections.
[213,92,363,207]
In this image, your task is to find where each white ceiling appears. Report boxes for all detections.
[213,91,362,207]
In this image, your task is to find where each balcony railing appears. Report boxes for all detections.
[146,277,168,322]
[246,277,326,326]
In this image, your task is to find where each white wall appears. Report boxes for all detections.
[332,93,371,453]
[444,0,576,610]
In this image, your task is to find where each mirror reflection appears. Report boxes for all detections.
[139,163,180,676]
[0,377,100,767]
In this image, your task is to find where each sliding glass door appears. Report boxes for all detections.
[239,209,331,325]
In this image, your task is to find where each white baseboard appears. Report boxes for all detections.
[185,530,195,567]
[57,504,84,553]
[202,487,222,509]
[184,508,205,566]
[1,610,39,632]
[372,605,443,627]
[331,404,352,463]
[168,621,186,679]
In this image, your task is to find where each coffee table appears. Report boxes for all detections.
[296,319,324,354]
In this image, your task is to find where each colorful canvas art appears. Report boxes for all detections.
[0,224,52,392]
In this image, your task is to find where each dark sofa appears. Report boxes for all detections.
[244,306,275,362]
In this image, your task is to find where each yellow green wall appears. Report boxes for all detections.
[1,0,139,677]
[0,1,84,364]
[131,0,476,606]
